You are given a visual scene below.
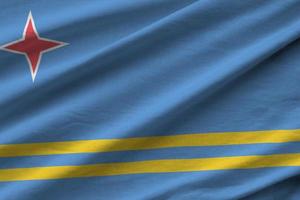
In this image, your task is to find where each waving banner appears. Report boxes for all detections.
[0,0,300,199]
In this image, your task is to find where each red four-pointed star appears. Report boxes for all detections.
[1,12,67,82]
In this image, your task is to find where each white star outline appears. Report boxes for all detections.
[0,11,68,82]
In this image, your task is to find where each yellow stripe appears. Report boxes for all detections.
[1,129,300,157]
[1,153,300,182]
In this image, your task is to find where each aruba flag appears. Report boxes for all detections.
[0,0,300,199]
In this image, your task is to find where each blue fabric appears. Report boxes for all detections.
[1,0,300,199]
